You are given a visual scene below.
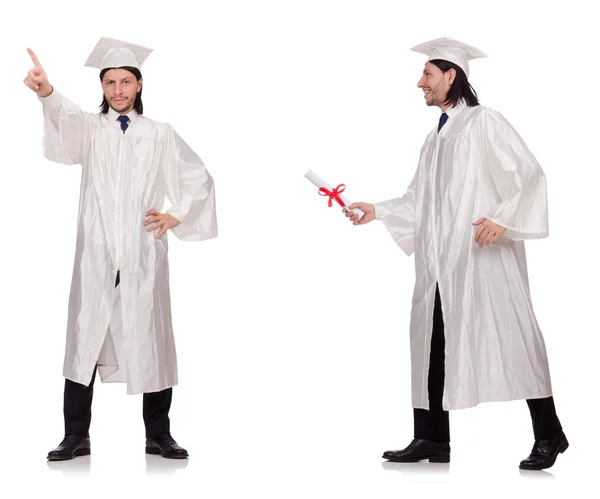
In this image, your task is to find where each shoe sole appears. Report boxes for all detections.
[47,448,91,461]
[145,447,188,459]
[384,455,450,463]
[519,440,569,470]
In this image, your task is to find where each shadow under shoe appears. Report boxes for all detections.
[146,433,189,459]
[47,435,91,461]
[383,438,450,463]
[519,431,568,470]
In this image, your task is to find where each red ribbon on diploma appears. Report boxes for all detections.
[318,184,346,208]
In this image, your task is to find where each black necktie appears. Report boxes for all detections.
[438,112,448,132]
[117,115,129,133]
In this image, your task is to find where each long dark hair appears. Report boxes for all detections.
[429,59,479,107]
[99,66,143,114]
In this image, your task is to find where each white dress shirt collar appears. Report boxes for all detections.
[107,107,139,130]
[444,99,466,120]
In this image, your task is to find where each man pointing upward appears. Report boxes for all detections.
[24,38,217,460]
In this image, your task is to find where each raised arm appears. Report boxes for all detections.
[24,48,93,165]
[23,48,53,98]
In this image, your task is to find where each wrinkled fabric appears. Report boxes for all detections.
[374,102,552,411]
[40,90,217,394]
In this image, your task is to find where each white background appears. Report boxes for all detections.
[0,0,598,497]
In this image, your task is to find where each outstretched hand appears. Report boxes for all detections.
[472,218,506,247]
[144,209,181,239]
[344,202,376,225]
[23,48,52,97]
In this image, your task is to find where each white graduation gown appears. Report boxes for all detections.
[375,102,552,411]
[39,90,217,394]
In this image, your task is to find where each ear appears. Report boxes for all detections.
[446,68,456,85]
[138,77,143,92]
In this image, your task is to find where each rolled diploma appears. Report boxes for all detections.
[304,170,364,218]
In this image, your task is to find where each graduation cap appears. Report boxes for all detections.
[84,36,153,71]
[410,37,486,77]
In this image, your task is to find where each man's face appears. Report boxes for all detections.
[102,68,142,114]
[417,62,454,108]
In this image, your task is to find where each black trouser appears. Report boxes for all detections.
[413,284,562,443]
[63,271,173,438]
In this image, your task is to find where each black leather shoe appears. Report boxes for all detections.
[383,438,450,463]
[47,435,91,461]
[519,431,568,470]
[146,433,189,459]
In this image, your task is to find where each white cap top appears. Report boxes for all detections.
[410,37,486,77]
[85,36,153,70]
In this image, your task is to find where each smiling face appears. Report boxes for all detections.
[417,62,455,110]
[101,68,142,114]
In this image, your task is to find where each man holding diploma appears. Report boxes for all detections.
[346,37,566,470]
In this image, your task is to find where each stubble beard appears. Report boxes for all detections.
[426,84,447,108]
[109,96,134,114]
[428,85,441,107]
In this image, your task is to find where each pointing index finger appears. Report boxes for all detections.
[27,48,43,70]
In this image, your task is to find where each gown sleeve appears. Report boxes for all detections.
[480,109,549,240]
[160,125,218,242]
[38,89,93,165]
[373,168,418,256]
